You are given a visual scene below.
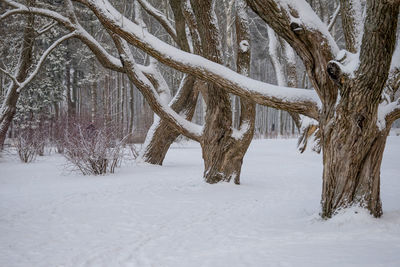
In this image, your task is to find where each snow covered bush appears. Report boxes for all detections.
[63,124,125,175]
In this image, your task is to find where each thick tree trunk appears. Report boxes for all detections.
[321,116,389,218]
[189,0,238,184]
[198,0,254,184]
[138,0,200,164]
[140,75,199,164]
[321,0,398,218]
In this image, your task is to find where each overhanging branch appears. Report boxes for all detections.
[75,0,321,119]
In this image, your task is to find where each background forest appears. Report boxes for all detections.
[3,0,387,145]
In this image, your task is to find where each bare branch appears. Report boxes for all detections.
[36,21,58,36]
[0,67,20,87]
[74,0,320,119]
[111,36,202,141]
[328,3,340,32]
[137,0,178,43]
[17,32,77,92]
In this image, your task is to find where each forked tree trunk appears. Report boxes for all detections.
[139,0,199,164]
[198,0,254,184]
[140,75,199,164]
[321,0,398,218]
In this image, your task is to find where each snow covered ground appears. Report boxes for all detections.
[0,138,399,267]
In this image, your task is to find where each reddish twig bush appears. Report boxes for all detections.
[14,129,45,163]
[63,123,125,175]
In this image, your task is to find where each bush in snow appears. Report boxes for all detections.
[14,129,45,163]
[63,123,125,175]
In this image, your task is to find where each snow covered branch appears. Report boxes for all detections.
[328,3,340,32]
[35,21,58,36]
[111,36,202,141]
[1,32,77,93]
[339,0,364,53]
[73,0,321,119]
[0,0,124,72]
[246,0,339,106]
[2,0,320,119]
[0,67,20,86]
[137,0,178,44]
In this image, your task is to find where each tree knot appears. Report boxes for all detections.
[290,22,304,34]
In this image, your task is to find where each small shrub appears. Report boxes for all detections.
[14,129,44,163]
[63,124,125,175]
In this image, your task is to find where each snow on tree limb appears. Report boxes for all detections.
[2,0,320,119]
[339,0,364,53]
[35,21,58,36]
[0,67,20,86]
[0,0,125,72]
[72,0,321,119]
[2,0,321,118]
[2,0,203,140]
[137,0,178,44]
[1,32,76,93]
[328,3,341,32]
[111,36,202,141]
[246,0,339,106]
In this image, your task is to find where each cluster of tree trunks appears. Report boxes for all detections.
[0,0,399,219]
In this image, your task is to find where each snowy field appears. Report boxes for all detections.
[1,138,399,267]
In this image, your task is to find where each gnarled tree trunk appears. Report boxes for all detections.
[197,0,254,184]
[320,0,398,217]
[138,0,199,165]
[140,75,199,164]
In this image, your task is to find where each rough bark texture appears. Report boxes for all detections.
[321,0,399,218]
[189,0,234,183]
[140,75,199,164]
[246,0,399,218]
[139,0,200,165]
[0,0,35,149]
[229,0,255,184]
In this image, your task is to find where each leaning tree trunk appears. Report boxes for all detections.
[140,75,199,164]
[0,0,35,149]
[139,0,200,165]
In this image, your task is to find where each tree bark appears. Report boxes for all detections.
[0,0,35,149]
[321,0,399,217]
[140,75,199,164]
[139,0,200,164]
